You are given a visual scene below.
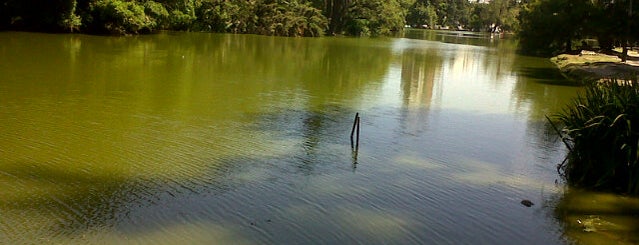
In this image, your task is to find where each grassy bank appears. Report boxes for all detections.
[551,52,639,83]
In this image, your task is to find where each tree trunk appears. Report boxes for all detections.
[327,0,350,35]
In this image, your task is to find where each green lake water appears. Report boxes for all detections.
[1,29,638,244]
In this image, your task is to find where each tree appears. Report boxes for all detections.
[144,1,170,30]
[518,0,639,56]
[469,0,520,32]
[89,0,156,34]
[406,0,473,30]
[256,0,328,37]
[407,1,438,28]
[589,0,639,57]
[445,0,471,29]
[469,2,491,31]
[1,0,428,37]
[518,0,591,56]
[0,0,82,31]
[324,0,352,34]
[344,0,406,36]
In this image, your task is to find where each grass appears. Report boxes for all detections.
[550,53,639,83]
[551,80,639,194]
[551,53,621,70]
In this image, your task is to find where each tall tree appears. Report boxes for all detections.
[518,0,639,56]
[307,0,351,34]
[344,0,406,36]
[470,0,520,32]
[518,0,591,55]
[589,0,639,57]
[406,1,438,28]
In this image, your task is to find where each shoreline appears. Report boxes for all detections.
[550,51,639,83]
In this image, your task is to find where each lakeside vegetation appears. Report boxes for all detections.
[0,0,521,36]
[0,0,406,36]
[2,0,635,57]
[1,0,637,54]
[553,80,639,194]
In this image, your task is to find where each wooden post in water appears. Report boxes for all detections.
[350,113,361,168]
[350,113,360,150]
[355,115,360,149]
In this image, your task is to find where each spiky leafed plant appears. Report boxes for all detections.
[553,80,639,194]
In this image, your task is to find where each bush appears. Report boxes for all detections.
[90,0,155,34]
[193,0,326,37]
[553,80,639,194]
[169,9,195,30]
[193,0,258,33]
[344,0,405,36]
[257,1,327,37]
[58,0,82,32]
[346,18,371,37]
[193,0,231,32]
[144,1,169,29]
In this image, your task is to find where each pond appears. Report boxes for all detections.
[0,29,637,244]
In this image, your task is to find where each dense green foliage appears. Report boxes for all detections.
[518,0,639,56]
[345,0,407,36]
[1,0,634,56]
[0,0,398,36]
[406,0,521,32]
[553,81,639,194]
[469,0,520,32]
[192,0,329,37]
[407,0,470,29]
[1,0,329,36]
[88,0,156,34]
[1,0,526,36]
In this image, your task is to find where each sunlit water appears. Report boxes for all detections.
[0,30,636,244]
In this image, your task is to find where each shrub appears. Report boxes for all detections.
[90,0,155,34]
[144,1,169,29]
[59,0,82,32]
[169,9,195,30]
[193,0,258,33]
[257,1,327,37]
[344,0,405,36]
[553,80,639,194]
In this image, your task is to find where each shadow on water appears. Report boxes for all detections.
[245,106,357,176]
[0,161,131,239]
[509,50,576,84]
[517,67,581,86]
[0,31,399,243]
[0,159,238,242]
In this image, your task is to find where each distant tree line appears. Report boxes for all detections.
[0,0,411,36]
[405,0,522,32]
[0,0,518,36]
[1,0,636,56]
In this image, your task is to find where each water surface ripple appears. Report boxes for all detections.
[0,30,585,244]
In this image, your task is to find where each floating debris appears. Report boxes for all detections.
[521,199,534,207]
